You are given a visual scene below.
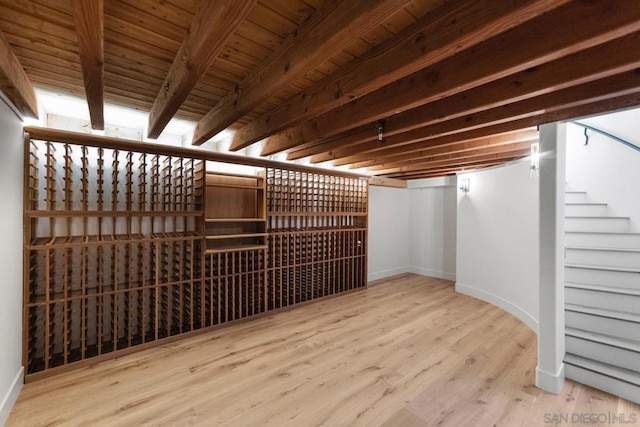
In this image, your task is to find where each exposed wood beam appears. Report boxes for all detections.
[332,89,640,167]
[285,117,490,161]
[72,0,104,130]
[0,29,38,118]
[326,118,554,167]
[382,165,492,180]
[368,176,407,188]
[311,45,640,163]
[384,161,507,180]
[286,136,338,161]
[192,0,412,147]
[263,1,640,155]
[367,140,537,173]
[297,30,640,163]
[381,173,432,180]
[381,153,529,178]
[350,129,538,169]
[228,0,565,152]
[372,146,532,175]
[147,1,256,139]
[324,124,541,166]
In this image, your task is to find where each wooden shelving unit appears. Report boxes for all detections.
[201,172,268,326]
[265,168,368,311]
[203,172,267,254]
[23,128,367,381]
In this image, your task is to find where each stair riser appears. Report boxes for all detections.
[565,363,640,405]
[565,233,640,249]
[565,287,640,315]
[565,311,640,342]
[565,248,640,269]
[565,193,588,203]
[563,188,640,404]
[566,337,640,372]
[565,218,630,233]
[565,205,608,216]
[565,267,640,290]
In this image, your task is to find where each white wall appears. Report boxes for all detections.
[456,160,539,333]
[407,179,457,280]
[368,179,458,283]
[368,186,410,281]
[0,97,25,425]
[566,112,640,231]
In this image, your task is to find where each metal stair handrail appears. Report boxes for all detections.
[571,121,640,154]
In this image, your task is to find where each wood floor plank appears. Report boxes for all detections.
[7,274,640,426]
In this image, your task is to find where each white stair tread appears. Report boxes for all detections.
[565,263,640,273]
[566,216,630,219]
[564,354,640,386]
[565,327,640,353]
[565,202,607,206]
[565,282,640,296]
[565,303,640,323]
[566,246,640,253]
[565,364,640,404]
[565,231,640,235]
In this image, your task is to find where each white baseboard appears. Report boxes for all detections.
[368,266,411,282]
[536,363,565,394]
[0,366,23,426]
[455,282,538,334]
[368,266,456,283]
[408,266,456,281]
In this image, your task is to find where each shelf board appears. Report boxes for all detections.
[205,218,266,223]
[204,244,267,254]
[206,170,264,180]
[205,233,266,240]
[26,210,204,218]
[27,231,202,248]
[267,227,367,235]
[267,211,367,217]
[207,183,264,190]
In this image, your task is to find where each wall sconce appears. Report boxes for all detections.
[530,142,540,177]
[459,177,470,193]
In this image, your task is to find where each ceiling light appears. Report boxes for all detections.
[374,120,384,142]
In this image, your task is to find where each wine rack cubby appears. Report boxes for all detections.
[24,128,368,380]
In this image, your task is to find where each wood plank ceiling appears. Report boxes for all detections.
[1,0,639,179]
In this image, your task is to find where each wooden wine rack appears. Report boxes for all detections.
[24,137,204,378]
[265,168,368,310]
[23,128,368,381]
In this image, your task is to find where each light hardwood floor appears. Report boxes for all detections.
[8,274,639,426]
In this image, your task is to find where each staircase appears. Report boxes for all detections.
[564,190,640,404]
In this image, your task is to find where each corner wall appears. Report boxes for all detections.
[367,179,457,283]
[0,97,24,425]
[408,179,457,280]
[368,186,410,281]
[456,160,539,333]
